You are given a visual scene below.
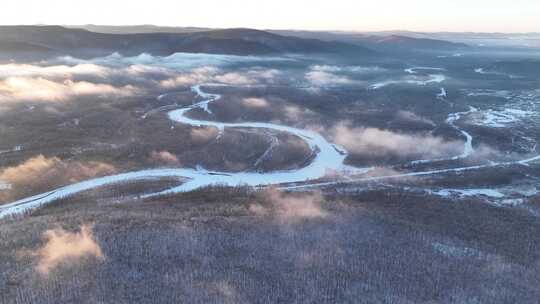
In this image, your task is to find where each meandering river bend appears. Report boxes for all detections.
[1,84,538,218]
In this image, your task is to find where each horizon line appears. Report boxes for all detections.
[2,24,539,35]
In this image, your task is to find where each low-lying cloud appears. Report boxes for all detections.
[191,127,220,144]
[330,122,463,161]
[0,62,174,84]
[0,63,110,79]
[60,52,292,70]
[0,77,138,103]
[0,55,286,104]
[0,155,116,201]
[306,65,387,87]
[242,97,269,109]
[149,150,181,166]
[160,66,282,88]
[305,70,354,87]
[33,224,104,275]
[395,110,435,126]
[0,155,115,185]
[214,72,257,86]
[250,188,327,223]
[283,105,306,121]
[160,66,219,87]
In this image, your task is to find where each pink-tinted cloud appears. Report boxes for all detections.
[33,224,104,275]
[0,77,138,103]
[250,188,327,223]
[242,97,269,108]
[330,122,463,160]
[149,150,180,165]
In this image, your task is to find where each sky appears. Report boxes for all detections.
[1,0,539,33]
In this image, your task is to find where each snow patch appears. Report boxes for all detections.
[0,145,23,155]
[433,188,505,199]
[432,242,481,258]
[0,181,11,190]
[499,199,525,207]
[369,74,446,89]
[473,108,534,128]
[437,88,447,99]
[474,67,520,79]
[404,67,446,74]
[466,89,540,128]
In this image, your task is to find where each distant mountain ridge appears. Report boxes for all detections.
[68,24,211,34]
[72,25,469,51]
[269,30,469,52]
[0,26,376,58]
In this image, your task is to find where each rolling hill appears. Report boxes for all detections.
[0,26,376,57]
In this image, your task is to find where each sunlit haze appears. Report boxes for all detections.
[2,0,539,32]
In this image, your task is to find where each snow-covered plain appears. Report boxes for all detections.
[475,108,534,128]
[466,90,539,129]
